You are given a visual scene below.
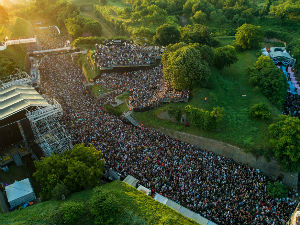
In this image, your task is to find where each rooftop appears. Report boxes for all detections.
[0,85,49,120]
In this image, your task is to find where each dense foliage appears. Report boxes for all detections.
[235,24,263,49]
[65,15,102,38]
[213,45,238,69]
[162,42,210,90]
[267,181,290,199]
[248,55,287,107]
[153,24,180,46]
[268,115,300,172]
[34,144,105,199]
[249,103,271,120]
[179,24,215,46]
[185,105,224,130]
[0,181,198,225]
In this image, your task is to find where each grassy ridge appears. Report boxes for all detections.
[134,50,280,155]
[0,181,199,225]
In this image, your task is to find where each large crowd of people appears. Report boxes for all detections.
[94,40,161,69]
[95,67,189,110]
[35,29,298,225]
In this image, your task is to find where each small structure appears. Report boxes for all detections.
[154,193,217,225]
[137,185,151,196]
[123,175,139,188]
[5,178,36,208]
[269,47,296,66]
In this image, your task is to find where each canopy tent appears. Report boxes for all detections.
[269,47,296,66]
[5,178,36,208]
[0,85,49,120]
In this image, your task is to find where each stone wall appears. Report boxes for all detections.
[158,128,298,189]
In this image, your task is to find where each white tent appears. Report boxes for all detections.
[5,178,36,208]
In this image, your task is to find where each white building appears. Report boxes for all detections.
[5,178,36,208]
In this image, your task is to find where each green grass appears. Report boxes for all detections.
[117,92,130,101]
[78,55,98,81]
[215,36,235,46]
[88,84,109,98]
[134,50,281,154]
[0,181,199,225]
[114,92,131,114]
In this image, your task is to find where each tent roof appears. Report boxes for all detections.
[269,47,293,60]
[5,178,34,203]
[0,85,49,120]
[123,175,139,188]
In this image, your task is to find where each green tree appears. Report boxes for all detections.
[213,45,238,69]
[249,103,271,120]
[191,10,207,24]
[154,24,180,46]
[132,27,155,44]
[235,23,263,49]
[34,144,105,198]
[248,55,287,107]
[268,115,300,172]
[267,181,289,198]
[162,43,210,90]
[51,183,70,200]
[179,24,212,45]
[269,0,300,22]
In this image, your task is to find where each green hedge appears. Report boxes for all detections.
[249,103,271,120]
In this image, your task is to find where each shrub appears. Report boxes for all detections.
[51,183,70,200]
[249,103,271,120]
[90,191,123,225]
[59,201,85,224]
[185,105,224,130]
[248,56,287,108]
[267,181,289,198]
[168,106,182,122]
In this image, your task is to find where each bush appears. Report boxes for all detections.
[59,201,85,224]
[185,105,224,130]
[90,191,123,225]
[249,103,271,120]
[34,144,105,199]
[248,56,287,108]
[267,181,289,198]
[168,106,182,122]
[51,183,70,200]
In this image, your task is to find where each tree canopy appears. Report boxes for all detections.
[162,42,210,90]
[213,45,238,69]
[235,23,263,49]
[268,115,300,172]
[248,55,287,107]
[154,24,180,46]
[179,24,213,46]
[34,144,105,198]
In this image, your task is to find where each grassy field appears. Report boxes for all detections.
[88,84,109,98]
[134,50,281,155]
[0,181,199,225]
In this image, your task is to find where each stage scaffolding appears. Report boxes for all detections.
[26,99,72,156]
[0,69,32,89]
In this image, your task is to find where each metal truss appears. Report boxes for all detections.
[0,69,32,89]
[26,101,72,156]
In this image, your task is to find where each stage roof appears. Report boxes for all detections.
[0,85,49,120]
